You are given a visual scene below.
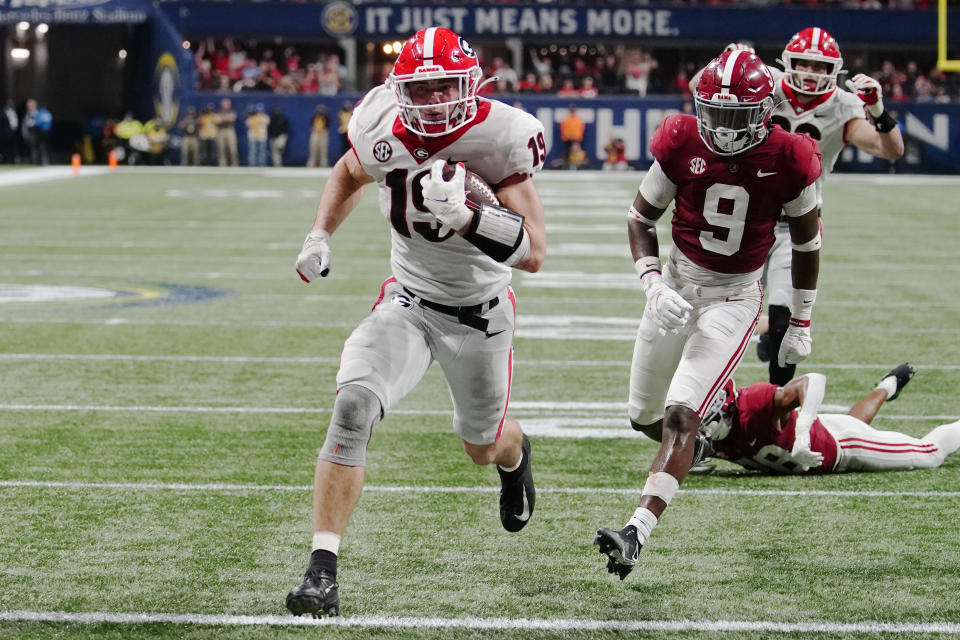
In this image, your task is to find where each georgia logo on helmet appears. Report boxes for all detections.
[778,27,843,96]
[694,49,776,156]
[387,27,487,137]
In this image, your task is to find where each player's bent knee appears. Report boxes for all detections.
[318,384,382,466]
[462,439,498,466]
[662,405,700,438]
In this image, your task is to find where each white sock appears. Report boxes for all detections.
[312,531,341,555]
[876,376,898,400]
[627,507,659,546]
[498,448,523,473]
[922,420,960,458]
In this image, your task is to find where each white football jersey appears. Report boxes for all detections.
[770,68,866,204]
[348,85,545,306]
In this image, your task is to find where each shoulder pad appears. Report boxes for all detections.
[651,114,695,160]
[785,132,822,188]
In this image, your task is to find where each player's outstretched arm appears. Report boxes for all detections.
[844,116,904,161]
[295,151,374,282]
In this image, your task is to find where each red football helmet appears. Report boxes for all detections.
[387,27,484,137]
[694,50,776,156]
[779,27,843,95]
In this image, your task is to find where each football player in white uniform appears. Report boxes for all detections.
[693,30,904,385]
[286,27,547,617]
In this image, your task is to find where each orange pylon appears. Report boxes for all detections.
[108,149,118,172]
[71,153,81,176]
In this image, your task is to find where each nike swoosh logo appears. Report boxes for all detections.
[802,299,815,304]
[749,439,757,447]
[756,170,777,178]
[813,113,828,118]
[485,329,506,338]
[515,489,530,522]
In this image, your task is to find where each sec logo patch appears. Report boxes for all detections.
[373,141,393,162]
[689,157,706,175]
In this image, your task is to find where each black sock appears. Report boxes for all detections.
[309,549,337,575]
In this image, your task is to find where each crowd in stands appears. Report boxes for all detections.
[192,37,957,105]
[193,37,350,95]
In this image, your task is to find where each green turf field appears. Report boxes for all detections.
[0,168,958,639]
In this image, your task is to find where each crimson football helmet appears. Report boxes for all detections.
[701,379,737,441]
[387,27,484,137]
[779,27,843,95]
[694,50,776,156]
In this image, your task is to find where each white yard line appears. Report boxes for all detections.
[0,610,957,633]
[2,479,958,499]
[0,166,109,188]
[0,402,951,421]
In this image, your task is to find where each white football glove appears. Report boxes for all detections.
[790,431,824,471]
[724,42,755,54]
[778,319,812,367]
[845,73,884,118]
[295,229,332,282]
[643,277,693,335]
[421,159,473,230]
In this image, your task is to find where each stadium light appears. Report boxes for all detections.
[16,21,29,32]
[36,23,49,35]
[10,47,30,60]
[382,43,393,55]
[118,49,127,60]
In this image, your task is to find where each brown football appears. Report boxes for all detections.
[442,162,499,213]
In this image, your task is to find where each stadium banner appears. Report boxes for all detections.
[0,0,149,24]
[167,2,939,44]
[181,92,960,173]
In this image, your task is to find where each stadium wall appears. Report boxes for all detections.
[181,92,960,173]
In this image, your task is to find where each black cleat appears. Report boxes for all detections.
[497,434,535,532]
[881,363,915,401]
[594,525,641,580]
[757,332,772,362]
[285,567,340,617]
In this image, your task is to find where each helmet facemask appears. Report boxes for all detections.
[388,67,483,137]
[695,94,776,156]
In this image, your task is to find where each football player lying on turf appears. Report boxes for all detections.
[701,364,960,474]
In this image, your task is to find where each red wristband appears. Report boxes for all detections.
[789,317,811,328]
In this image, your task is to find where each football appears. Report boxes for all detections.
[442,162,499,213]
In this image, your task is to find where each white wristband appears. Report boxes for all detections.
[791,288,817,321]
[635,256,662,281]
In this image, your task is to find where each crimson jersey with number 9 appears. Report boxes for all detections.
[650,113,821,274]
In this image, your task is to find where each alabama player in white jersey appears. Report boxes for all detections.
[697,30,905,385]
[286,26,546,617]
[595,49,822,581]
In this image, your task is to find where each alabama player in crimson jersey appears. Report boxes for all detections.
[286,27,546,617]
[595,49,823,580]
[703,364,960,475]
[697,31,904,385]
